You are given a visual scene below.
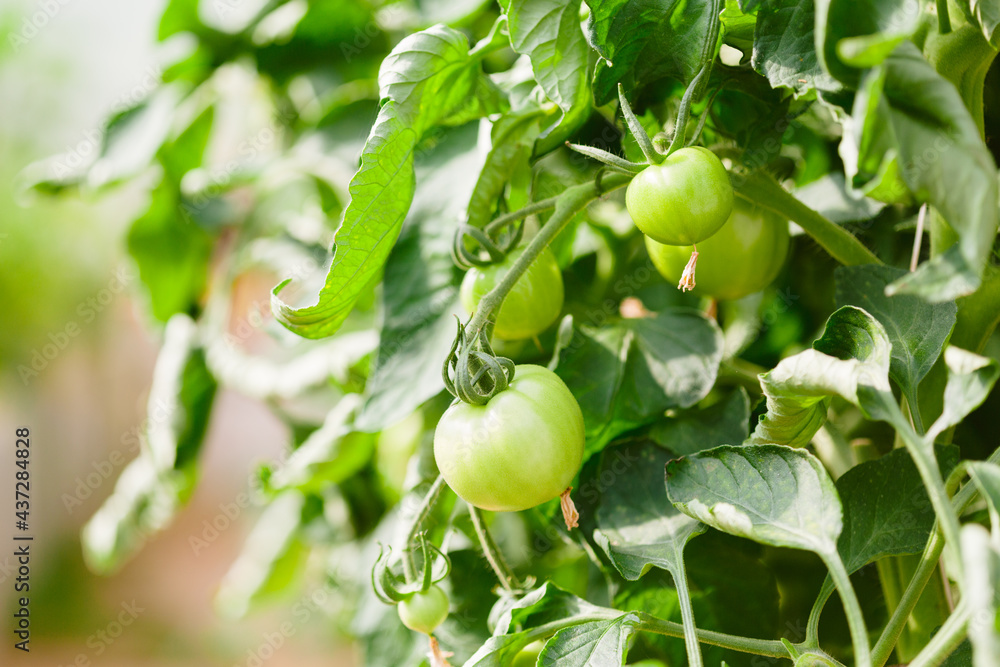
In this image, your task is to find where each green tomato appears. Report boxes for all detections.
[460,246,564,340]
[627,661,668,667]
[397,584,449,634]
[433,364,584,512]
[626,146,734,246]
[645,198,789,300]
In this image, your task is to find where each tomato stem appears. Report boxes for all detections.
[637,612,789,658]
[402,475,447,583]
[469,504,520,592]
[935,0,951,34]
[871,459,992,665]
[823,551,873,667]
[733,170,881,267]
[483,196,558,235]
[906,602,969,667]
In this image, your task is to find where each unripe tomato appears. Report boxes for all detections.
[645,198,789,300]
[397,584,449,634]
[460,246,564,340]
[433,364,584,512]
[626,146,734,246]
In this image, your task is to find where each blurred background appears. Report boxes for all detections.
[0,0,356,664]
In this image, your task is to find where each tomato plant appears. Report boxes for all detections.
[645,198,790,300]
[27,0,1000,666]
[434,364,584,512]
[626,146,734,246]
[460,245,564,339]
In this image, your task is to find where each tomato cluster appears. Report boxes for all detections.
[625,146,788,299]
[646,198,790,300]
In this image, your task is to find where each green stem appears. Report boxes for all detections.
[671,559,705,667]
[906,388,926,436]
[483,196,559,235]
[806,576,836,646]
[823,552,873,667]
[870,451,994,664]
[717,358,765,396]
[467,173,631,337]
[871,533,946,666]
[469,504,519,592]
[638,613,789,658]
[664,0,720,155]
[734,171,881,267]
[936,0,951,34]
[896,425,964,579]
[908,603,969,667]
[401,475,447,583]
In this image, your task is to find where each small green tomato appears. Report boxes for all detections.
[397,584,449,634]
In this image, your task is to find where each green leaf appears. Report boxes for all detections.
[666,444,842,556]
[127,180,214,322]
[595,443,707,580]
[272,25,502,339]
[538,614,640,666]
[215,491,309,618]
[927,347,1000,441]
[649,388,750,456]
[815,0,920,85]
[82,314,217,573]
[752,0,841,96]
[584,0,715,105]
[750,306,891,447]
[842,43,999,302]
[355,123,485,431]
[835,264,957,401]
[836,445,960,574]
[505,0,592,116]
[466,109,543,229]
[960,523,1000,667]
[555,309,723,457]
[793,173,886,224]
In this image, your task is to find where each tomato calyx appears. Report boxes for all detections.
[371,533,451,605]
[442,318,515,405]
